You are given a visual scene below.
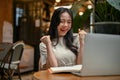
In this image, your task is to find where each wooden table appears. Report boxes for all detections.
[33,70,120,80]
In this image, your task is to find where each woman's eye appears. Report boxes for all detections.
[68,21,71,24]
[60,20,64,23]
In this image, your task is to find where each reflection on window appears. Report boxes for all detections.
[16,8,24,26]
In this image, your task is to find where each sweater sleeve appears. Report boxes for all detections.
[39,42,47,69]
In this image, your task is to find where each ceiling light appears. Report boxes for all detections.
[55,0,61,3]
[87,4,92,9]
[79,11,84,16]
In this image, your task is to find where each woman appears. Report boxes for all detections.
[39,7,87,69]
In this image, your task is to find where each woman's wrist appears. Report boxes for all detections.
[80,39,84,46]
[46,42,52,48]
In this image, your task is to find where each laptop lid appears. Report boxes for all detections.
[79,33,120,76]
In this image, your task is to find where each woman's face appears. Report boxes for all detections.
[57,12,72,37]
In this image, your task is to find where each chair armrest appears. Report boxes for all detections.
[11,60,20,64]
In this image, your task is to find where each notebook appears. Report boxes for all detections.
[72,33,120,76]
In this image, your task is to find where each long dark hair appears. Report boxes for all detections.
[48,7,78,55]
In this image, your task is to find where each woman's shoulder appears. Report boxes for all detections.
[73,33,78,36]
[73,33,79,40]
[73,33,79,44]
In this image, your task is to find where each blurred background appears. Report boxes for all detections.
[0,0,120,71]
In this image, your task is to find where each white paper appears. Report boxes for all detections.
[49,65,82,73]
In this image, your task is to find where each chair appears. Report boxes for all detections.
[0,42,13,78]
[0,42,13,62]
[0,41,25,80]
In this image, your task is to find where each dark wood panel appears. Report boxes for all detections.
[0,0,13,42]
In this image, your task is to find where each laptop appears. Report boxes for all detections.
[72,33,120,76]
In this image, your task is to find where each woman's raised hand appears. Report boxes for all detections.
[78,28,87,40]
[40,35,51,45]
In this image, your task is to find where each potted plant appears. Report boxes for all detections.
[93,0,120,34]
[94,0,120,22]
[71,0,92,32]
[70,0,120,34]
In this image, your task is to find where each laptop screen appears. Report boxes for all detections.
[80,33,120,76]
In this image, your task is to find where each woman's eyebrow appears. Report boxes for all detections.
[60,18,72,21]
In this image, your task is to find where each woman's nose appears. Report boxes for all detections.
[64,22,68,26]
